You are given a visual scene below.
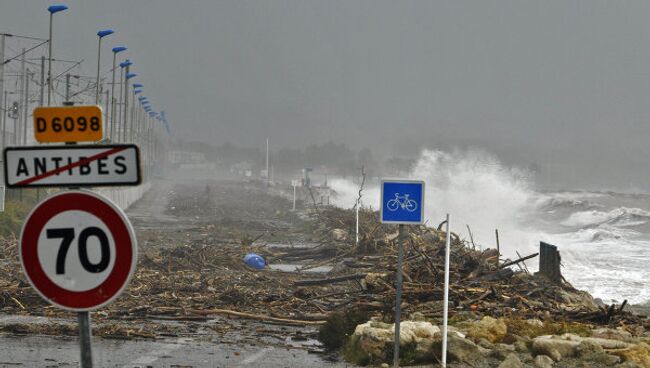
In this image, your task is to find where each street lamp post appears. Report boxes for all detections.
[117,59,132,142]
[47,4,68,106]
[124,70,136,142]
[132,83,143,142]
[110,46,126,141]
[95,29,114,104]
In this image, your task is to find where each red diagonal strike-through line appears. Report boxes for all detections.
[15,146,129,186]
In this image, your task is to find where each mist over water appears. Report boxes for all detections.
[331,149,650,304]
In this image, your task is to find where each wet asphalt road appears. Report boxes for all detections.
[0,334,351,367]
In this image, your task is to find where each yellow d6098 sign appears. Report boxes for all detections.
[33,105,103,143]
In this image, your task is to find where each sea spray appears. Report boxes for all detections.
[410,149,540,256]
[331,148,541,256]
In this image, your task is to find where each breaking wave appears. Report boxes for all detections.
[562,207,650,228]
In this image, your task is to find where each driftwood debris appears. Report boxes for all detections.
[293,274,367,286]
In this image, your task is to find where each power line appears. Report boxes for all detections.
[2,40,48,65]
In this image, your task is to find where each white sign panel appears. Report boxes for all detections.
[4,144,140,188]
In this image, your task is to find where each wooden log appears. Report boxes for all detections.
[293,273,367,286]
[499,253,539,269]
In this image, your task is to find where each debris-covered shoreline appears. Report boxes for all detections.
[1,180,649,367]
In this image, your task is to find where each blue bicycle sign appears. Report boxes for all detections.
[386,193,418,212]
[380,179,425,224]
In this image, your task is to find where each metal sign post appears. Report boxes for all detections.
[79,311,93,367]
[393,223,406,367]
[291,180,298,211]
[380,179,425,368]
[442,213,451,367]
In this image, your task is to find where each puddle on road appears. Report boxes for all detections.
[0,315,69,325]
[285,336,322,348]
[269,264,332,273]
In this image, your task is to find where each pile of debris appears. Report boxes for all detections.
[276,206,644,328]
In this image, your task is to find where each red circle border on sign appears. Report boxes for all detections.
[20,191,136,311]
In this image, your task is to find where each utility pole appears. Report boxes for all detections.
[130,89,135,141]
[122,65,129,142]
[23,71,30,145]
[39,56,45,106]
[1,91,7,151]
[65,73,71,102]
[265,138,269,185]
[19,48,25,145]
[0,34,5,139]
[117,67,123,142]
[104,89,109,127]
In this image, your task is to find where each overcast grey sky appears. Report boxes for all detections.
[3,1,650,189]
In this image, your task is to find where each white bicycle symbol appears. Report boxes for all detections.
[386,193,418,212]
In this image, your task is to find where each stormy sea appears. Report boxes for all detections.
[330,149,650,306]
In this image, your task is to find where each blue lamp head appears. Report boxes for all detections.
[112,46,127,53]
[134,89,143,94]
[132,83,143,88]
[138,96,147,100]
[126,72,137,79]
[97,29,114,38]
[48,4,68,14]
[119,59,133,68]
[149,112,157,117]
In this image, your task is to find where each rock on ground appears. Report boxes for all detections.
[610,342,650,368]
[533,354,554,368]
[467,316,508,344]
[497,353,523,368]
[353,320,439,362]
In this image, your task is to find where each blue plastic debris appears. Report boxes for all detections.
[244,253,266,270]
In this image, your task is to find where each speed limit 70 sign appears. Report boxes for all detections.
[20,190,137,311]
[33,105,103,143]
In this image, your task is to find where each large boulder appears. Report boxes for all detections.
[352,320,440,363]
[532,335,581,361]
[575,340,620,365]
[466,316,508,343]
[533,333,631,363]
[591,327,635,342]
[432,331,488,364]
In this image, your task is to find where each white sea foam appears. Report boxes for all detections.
[562,207,650,228]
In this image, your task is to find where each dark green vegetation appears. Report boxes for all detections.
[0,189,41,237]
